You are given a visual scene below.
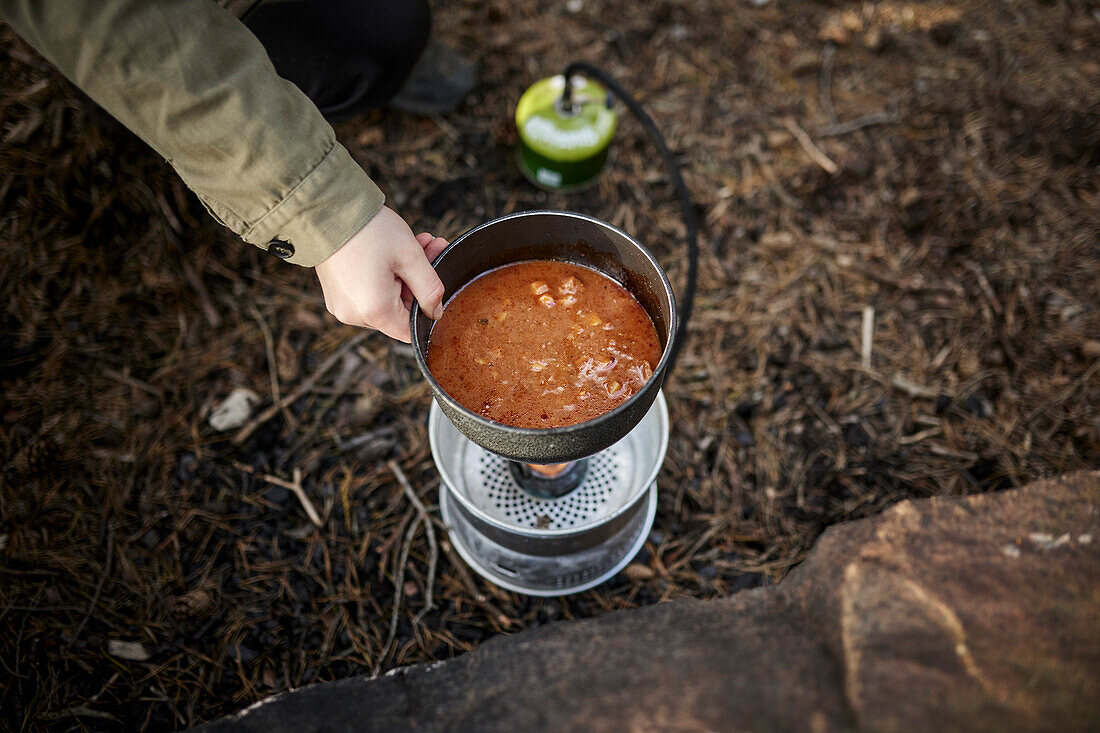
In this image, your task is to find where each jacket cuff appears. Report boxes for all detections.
[239,142,385,267]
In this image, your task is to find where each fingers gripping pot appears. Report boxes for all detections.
[410,211,676,595]
[410,211,676,464]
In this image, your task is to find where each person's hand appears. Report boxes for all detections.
[314,205,448,342]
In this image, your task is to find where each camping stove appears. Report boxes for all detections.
[429,393,667,596]
[410,211,677,596]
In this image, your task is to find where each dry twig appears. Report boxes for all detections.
[890,374,939,400]
[71,526,113,645]
[233,332,366,444]
[249,302,297,429]
[261,468,323,528]
[375,514,422,676]
[820,109,900,137]
[819,42,837,125]
[861,306,875,370]
[388,460,439,625]
[783,117,839,174]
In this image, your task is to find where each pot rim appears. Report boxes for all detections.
[410,209,678,446]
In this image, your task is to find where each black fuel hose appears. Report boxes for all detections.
[561,62,698,378]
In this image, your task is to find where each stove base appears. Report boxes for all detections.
[440,481,657,596]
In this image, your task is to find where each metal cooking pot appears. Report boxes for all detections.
[411,210,677,463]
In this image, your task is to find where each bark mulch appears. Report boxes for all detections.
[1,1,1097,730]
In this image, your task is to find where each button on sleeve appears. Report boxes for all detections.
[267,239,294,259]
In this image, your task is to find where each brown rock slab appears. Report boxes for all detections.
[198,472,1100,733]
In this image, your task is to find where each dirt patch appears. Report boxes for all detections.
[1,0,1098,729]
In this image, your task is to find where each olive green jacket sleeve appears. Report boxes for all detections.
[0,0,385,267]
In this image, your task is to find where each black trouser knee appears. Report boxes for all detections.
[244,0,431,121]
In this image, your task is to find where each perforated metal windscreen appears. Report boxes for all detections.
[430,393,668,537]
[462,448,634,530]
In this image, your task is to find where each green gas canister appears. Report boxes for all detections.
[515,75,618,191]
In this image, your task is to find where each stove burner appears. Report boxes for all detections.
[466,446,640,531]
[508,460,589,500]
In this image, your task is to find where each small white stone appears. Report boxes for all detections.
[1029,532,1071,551]
[1078,533,1093,545]
[1002,544,1020,558]
[208,387,260,432]
[566,0,583,12]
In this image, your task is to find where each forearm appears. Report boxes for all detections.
[0,0,383,266]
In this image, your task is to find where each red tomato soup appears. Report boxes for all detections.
[426,260,662,428]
